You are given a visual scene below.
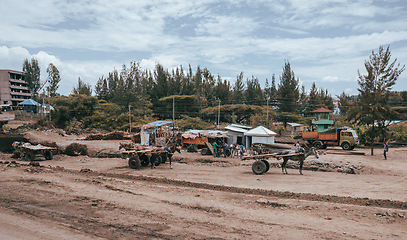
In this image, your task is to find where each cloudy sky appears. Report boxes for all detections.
[1,0,407,97]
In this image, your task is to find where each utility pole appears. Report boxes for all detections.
[266,95,270,127]
[217,99,221,130]
[172,95,175,134]
[129,104,131,133]
[48,90,51,122]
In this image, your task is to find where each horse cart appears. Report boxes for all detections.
[243,148,318,175]
[12,142,56,161]
[120,144,179,169]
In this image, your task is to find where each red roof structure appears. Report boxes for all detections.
[311,107,333,113]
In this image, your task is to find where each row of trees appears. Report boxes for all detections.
[91,60,338,122]
[22,59,61,98]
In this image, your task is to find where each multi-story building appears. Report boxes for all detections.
[0,69,32,107]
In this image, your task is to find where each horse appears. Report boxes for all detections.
[281,147,319,175]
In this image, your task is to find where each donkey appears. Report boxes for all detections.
[281,147,319,175]
[164,145,181,169]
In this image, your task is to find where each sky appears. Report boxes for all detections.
[1,0,407,97]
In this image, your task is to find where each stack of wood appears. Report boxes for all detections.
[85,131,131,140]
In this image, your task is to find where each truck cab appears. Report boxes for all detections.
[339,129,359,150]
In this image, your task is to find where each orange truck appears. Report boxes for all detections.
[302,128,359,150]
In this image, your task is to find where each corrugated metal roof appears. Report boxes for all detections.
[183,130,228,138]
[225,125,249,133]
[312,107,333,113]
[145,120,177,127]
[18,99,40,106]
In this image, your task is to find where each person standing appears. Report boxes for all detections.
[239,144,245,158]
[295,141,300,152]
[223,142,228,158]
[213,141,218,157]
[383,139,389,160]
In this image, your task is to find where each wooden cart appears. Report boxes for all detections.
[243,151,305,175]
[13,142,56,161]
[120,147,171,169]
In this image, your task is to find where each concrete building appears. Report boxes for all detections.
[225,124,252,146]
[0,70,32,107]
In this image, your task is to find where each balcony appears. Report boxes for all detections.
[312,119,334,125]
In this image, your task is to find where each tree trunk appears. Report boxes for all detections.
[371,141,374,155]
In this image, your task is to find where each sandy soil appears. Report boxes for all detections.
[0,130,406,239]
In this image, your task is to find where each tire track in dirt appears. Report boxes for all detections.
[49,165,407,210]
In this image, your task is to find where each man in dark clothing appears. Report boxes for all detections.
[384,139,389,160]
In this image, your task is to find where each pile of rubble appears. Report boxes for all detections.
[268,159,363,174]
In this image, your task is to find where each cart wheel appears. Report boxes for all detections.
[25,151,35,161]
[140,154,150,167]
[226,149,231,157]
[44,150,53,160]
[154,156,162,166]
[201,148,208,155]
[128,155,140,169]
[261,160,270,173]
[252,160,267,175]
[19,150,26,159]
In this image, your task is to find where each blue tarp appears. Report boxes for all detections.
[18,99,40,106]
[146,120,177,127]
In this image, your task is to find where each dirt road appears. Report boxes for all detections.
[0,131,406,239]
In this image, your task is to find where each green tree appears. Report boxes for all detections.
[347,46,405,155]
[264,74,277,107]
[72,77,92,96]
[245,76,263,105]
[298,85,307,115]
[277,61,300,113]
[50,94,98,129]
[232,72,245,104]
[305,82,320,116]
[214,75,231,103]
[46,63,61,97]
[337,91,353,116]
[22,58,41,99]
[95,77,109,100]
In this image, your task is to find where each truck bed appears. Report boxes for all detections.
[302,131,338,141]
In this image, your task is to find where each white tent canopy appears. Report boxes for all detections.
[244,126,276,148]
[244,126,276,136]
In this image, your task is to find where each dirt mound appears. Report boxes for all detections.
[0,134,27,153]
[64,143,88,156]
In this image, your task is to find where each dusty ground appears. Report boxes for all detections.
[0,130,406,239]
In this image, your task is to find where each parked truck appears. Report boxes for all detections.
[302,128,359,150]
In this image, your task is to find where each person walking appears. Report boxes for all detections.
[383,139,389,160]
